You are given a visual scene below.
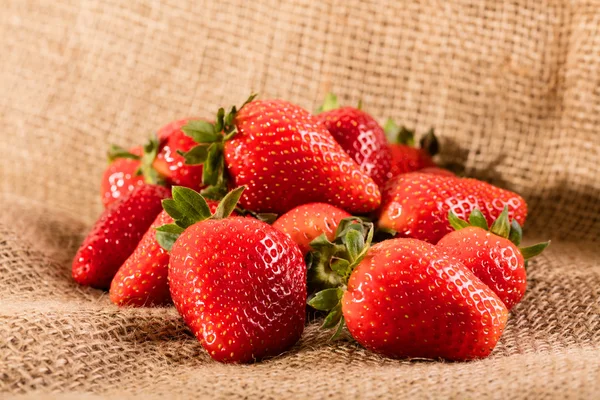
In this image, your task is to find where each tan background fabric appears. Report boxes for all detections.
[1,0,599,398]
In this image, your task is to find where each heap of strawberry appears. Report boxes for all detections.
[72,94,549,363]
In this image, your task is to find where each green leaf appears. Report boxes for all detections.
[200,180,229,201]
[202,143,224,186]
[107,144,140,162]
[317,93,339,113]
[468,209,489,230]
[334,217,362,239]
[140,135,162,185]
[419,128,439,156]
[309,233,336,250]
[520,241,550,260]
[490,206,510,238]
[181,120,221,143]
[178,144,210,165]
[307,288,343,311]
[172,186,212,225]
[383,118,400,142]
[155,223,185,235]
[161,199,183,220]
[224,105,237,130]
[322,302,343,329]
[448,211,470,231]
[344,230,364,262]
[509,220,523,246]
[330,318,346,341]
[155,231,179,251]
[240,93,258,109]
[330,258,351,279]
[357,99,363,110]
[212,186,245,219]
[214,108,225,133]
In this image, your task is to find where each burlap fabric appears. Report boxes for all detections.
[1,0,599,398]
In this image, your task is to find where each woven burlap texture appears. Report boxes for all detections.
[1,0,599,398]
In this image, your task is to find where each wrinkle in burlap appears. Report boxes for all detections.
[1,1,599,398]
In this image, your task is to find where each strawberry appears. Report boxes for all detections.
[157,186,306,363]
[272,202,351,255]
[153,118,205,190]
[315,94,392,186]
[420,166,454,177]
[102,136,167,207]
[72,184,171,289]
[378,172,528,244]
[308,225,508,361]
[437,207,549,310]
[383,120,438,178]
[101,146,145,207]
[109,199,235,307]
[178,95,381,214]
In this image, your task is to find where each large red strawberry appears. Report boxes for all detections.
[156,186,306,363]
[109,199,235,307]
[384,120,438,178]
[101,146,145,207]
[315,94,392,186]
[272,202,351,255]
[308,227,508,361]
[378,172,527,244]
[437,207,549,310]
[72,184,170,289]
[178,95,381,213]
[153,118,205,190]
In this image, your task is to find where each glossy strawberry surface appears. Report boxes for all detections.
[378,173,527,243]
[110,200,230,307]
[342,238,508,360]
[109,210,173,307]
[387,144,436,178]
[100,146,145,208]
[317,107,392,187]
[272,203,351,255]
[153,118,205,190]
[169,217,306,363]
[72,184,171,289]
[437,227,527,310]
[225,100,381,214]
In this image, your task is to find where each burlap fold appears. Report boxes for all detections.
[1,0,599,398]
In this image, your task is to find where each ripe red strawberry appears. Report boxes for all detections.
[437,207,549,310]
[153,118,205,190]
[384,120,438,178]
[158,186,306,363]
[378,172,527,244]
[316,94,392,186]
[178,95,381,213]
[272,202,351,255]
[308,227,508,361]
[100,146,145,207]
[72,184,170,289]
[109,199,233,307]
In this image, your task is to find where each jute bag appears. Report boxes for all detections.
[1,0,599,398]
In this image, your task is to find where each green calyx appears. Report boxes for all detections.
[155,185,245,251]
[178,94,257,198]
[317,92,363,113]
[317,92,340,113]
[448,206,550,260]
[306,217,374,339]
[107,135,164,185]
[383,119,439,156]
